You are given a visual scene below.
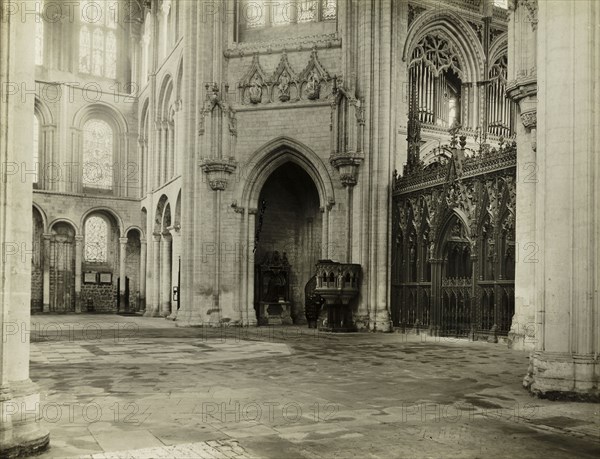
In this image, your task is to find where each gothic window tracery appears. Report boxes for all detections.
[84,216,108,263]
[79,0,118,78]
[82,119,113,190]
[409,34,463,127]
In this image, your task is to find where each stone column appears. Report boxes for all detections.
[506,0,538,351]
[158,1,171,62]
[118,237,128,313]
[146,233,161,317]
[167,226,180,319]
[139,238,147,313]
[42,233,51,312]
[160,232,172,317]
[321,206,329,259]
[74,235,83,313]
[0,6,50,455]
[523,0,599,398]
[246,210,258,326]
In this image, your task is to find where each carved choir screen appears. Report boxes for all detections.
[409,34,463,128]
[392,134,516,340]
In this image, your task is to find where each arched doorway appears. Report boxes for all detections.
[433,212,473,336]
[49,222,77,313]
[31,207,45,313]
[125,228,142,312]
[253,162,322,325]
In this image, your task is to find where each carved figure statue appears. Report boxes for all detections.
[248,75,263,104]
[278,71,290,102]
[306,70,321,100]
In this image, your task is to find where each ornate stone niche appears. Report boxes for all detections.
[236,48,334,105]
[255,251,293,326]
[314,260,361,332]
[238,54,271,105]
[329,78,365,187]
[271,52,300,102]
[299,48,332,101]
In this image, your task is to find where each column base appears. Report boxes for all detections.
[144,306,161,317]
[166,311,178,320]
[0,380,50,459]
[507,331,536,351]
[369,308,393,332]
[524,351,600,401]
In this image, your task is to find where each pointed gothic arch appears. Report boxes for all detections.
[238,136,335,211]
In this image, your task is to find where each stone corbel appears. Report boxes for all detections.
[200,158,237,191]
[520,109,537,152]
[231,201,245,214]
[329,153,364,187]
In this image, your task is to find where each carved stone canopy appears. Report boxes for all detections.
[200,158,238,191]
[330,153,364,187]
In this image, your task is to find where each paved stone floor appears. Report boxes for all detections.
[26,315,599,458]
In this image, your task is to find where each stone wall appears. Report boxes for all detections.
[81,283,117,313]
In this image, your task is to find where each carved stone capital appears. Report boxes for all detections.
[518,0,538,30]
[520,109,537,130]
[200,158,238,191]
[329,153,364,187]
[167,224,181,236]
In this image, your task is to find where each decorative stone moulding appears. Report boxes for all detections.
[237,48,334,105]
[200,158,238,191]
[314,260,361,332]
[330,153,364,187]
[506,74,537,103]
[520,109,537,130]
[224,33,341,58]
[315,261,361,305]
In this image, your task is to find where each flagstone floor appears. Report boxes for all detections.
[27,315,599,459]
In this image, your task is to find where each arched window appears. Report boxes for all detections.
[79,0,118,78]
[84,216,108,262]
[83,119,113,190]
[32,114,40,186]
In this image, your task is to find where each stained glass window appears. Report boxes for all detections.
[33,115,40,184]
[83,119,113,190]
[242,0,335,28]
[322,0,337,20]
[92,29,105,76]
[298,1,318,23]
[79,0,117,78]
[84,216,108,262]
